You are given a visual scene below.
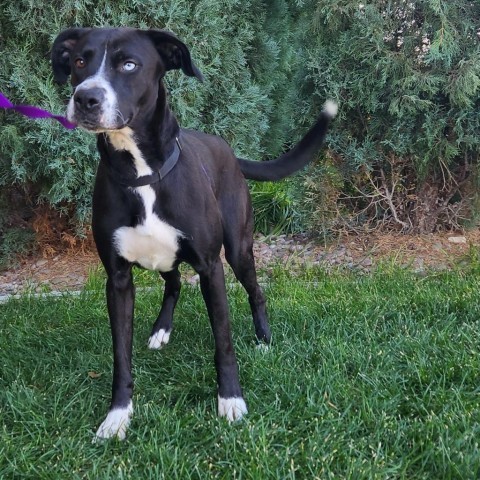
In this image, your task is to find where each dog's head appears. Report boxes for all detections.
[51,28,203,132]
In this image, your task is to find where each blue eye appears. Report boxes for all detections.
[122,61,137,72]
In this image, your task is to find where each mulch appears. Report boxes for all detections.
[1,230,479,296]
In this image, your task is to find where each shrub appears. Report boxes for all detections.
[250,180,306,235]
[0,226,36,270]
[299,0,480,233]
[1,0,479,240]
[0,0,296,224]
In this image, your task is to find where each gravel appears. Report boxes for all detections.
[1,230,475,298]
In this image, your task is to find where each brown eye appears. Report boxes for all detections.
[75,58,86,69]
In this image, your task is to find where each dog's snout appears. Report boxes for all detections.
[74,88,105,112]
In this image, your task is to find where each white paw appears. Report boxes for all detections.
[218,396,248,422]
[94,401,133,441]
[148,329,171,350]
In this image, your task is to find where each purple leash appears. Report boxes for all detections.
[0,91,76,129]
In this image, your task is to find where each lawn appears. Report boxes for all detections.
[0,263,479,479]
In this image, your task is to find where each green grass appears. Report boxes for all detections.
[1,263,480,479]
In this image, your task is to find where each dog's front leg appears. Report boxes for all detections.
[199,258,248,421]
[95,266,135,441]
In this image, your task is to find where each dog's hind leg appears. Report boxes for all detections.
[148,268,181,349]
[199,258,248,421]
[224,233,272,344]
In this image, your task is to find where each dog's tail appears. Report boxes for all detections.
[237,100,338,181]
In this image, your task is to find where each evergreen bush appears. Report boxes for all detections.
[0,1,314,240]
[1,0,479,247]
[0,1,262,214]
[298,0,480,233]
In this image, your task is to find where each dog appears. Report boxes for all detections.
[51,27,337,440]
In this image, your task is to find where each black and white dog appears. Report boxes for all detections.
[51,27,337,440]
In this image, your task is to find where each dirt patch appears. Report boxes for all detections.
[0,249,99,295]
[1,230,479,296]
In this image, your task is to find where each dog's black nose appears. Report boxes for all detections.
[74,88,105,112]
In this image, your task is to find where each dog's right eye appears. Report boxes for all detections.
[75,58,86,69]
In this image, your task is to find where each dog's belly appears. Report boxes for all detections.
[113,186,181,272]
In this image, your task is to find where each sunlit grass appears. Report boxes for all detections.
[1,264,479,479]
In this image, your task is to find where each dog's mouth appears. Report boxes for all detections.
[67,94,132,133]
[73,115,132,133]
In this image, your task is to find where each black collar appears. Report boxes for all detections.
[106,135,182,188]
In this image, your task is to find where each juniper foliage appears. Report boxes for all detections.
[299,0,480,233]
[0,0,299,222]
[0,0,479,239]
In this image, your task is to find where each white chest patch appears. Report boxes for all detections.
[109,129,182,272]
[114,186,181,271]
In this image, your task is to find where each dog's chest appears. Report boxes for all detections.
[113,186,181,272]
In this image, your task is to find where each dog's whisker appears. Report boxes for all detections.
[115,109,127,126]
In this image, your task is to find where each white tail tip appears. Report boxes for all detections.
[323,100,338,118]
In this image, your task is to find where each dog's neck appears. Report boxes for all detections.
[99,83,181,181]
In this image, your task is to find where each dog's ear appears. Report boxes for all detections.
[144,30,204,82]
[51,28,91,84]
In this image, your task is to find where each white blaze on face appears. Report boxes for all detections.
[67,48,120,129]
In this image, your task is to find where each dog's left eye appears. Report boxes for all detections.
[122,61,137,72]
